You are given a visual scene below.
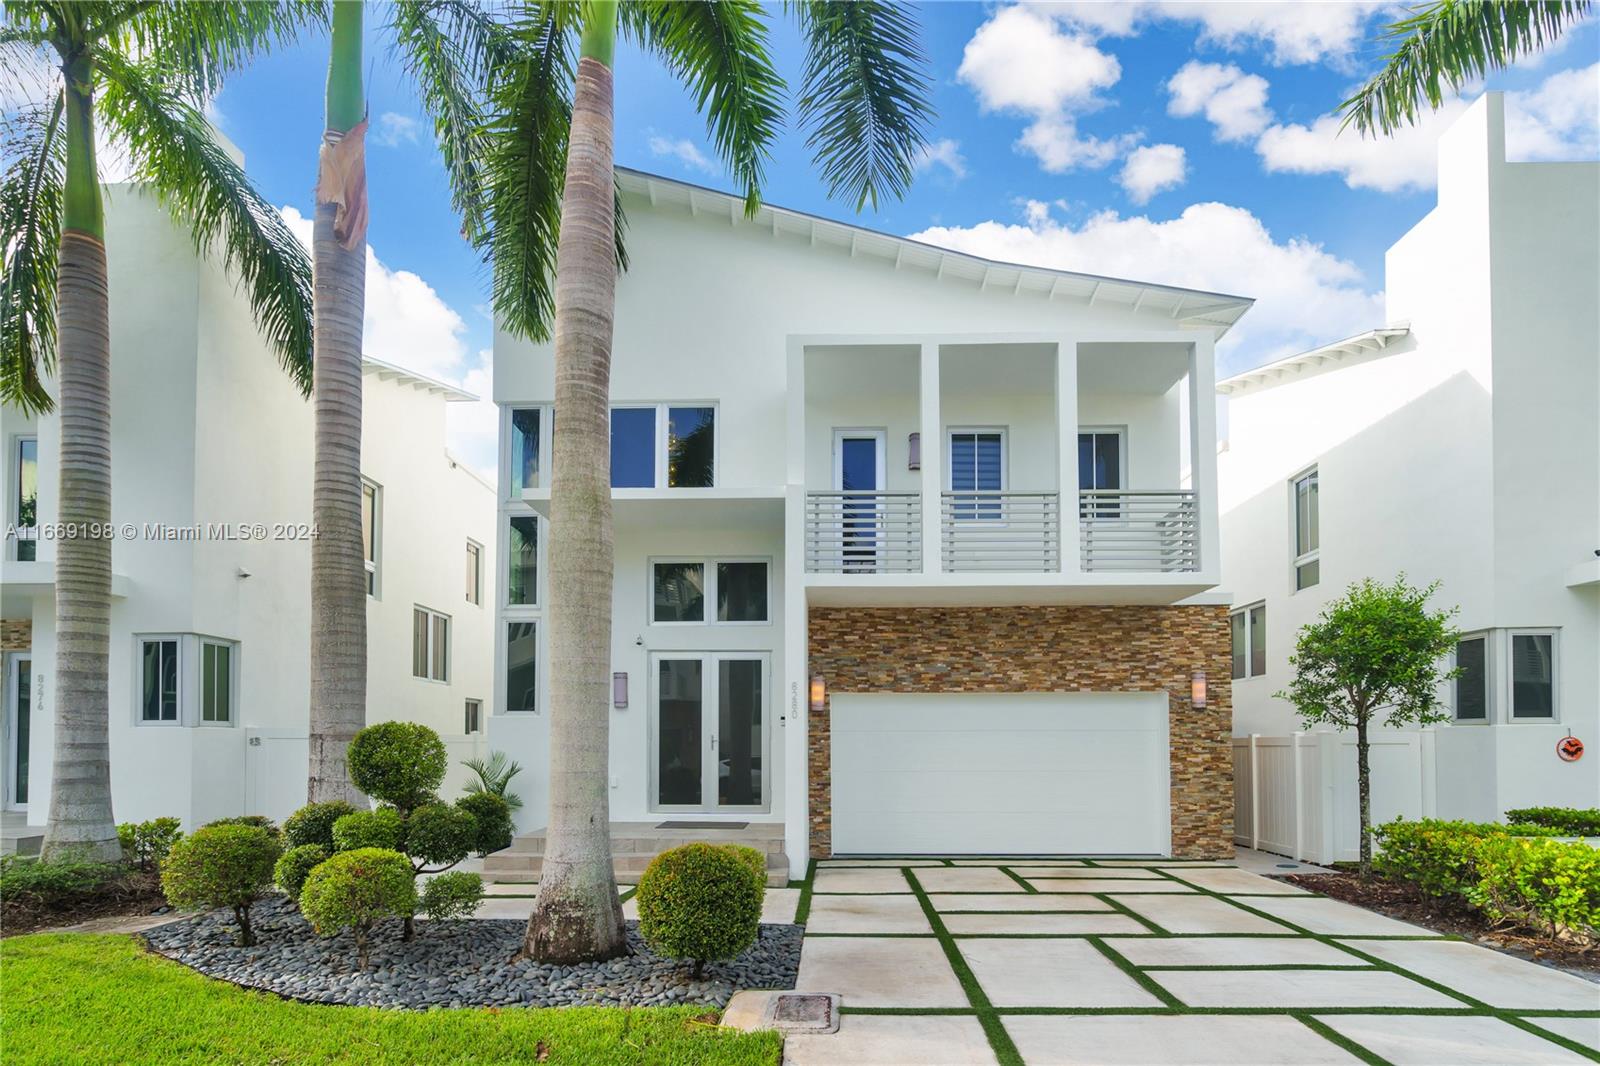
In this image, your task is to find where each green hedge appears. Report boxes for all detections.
[1374,817,1599,943]
[1505,807,1600,837]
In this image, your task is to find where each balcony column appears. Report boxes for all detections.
[1056,338,1080,574]
[919,340,942,574]
[1188,334,1220,576]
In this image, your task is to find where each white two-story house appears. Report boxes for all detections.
[491,168,1253,872]
[1,181,497,849]
[1220,94,1599,860]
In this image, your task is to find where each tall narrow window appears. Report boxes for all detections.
[1248,604,1267,678]
[610,407,657,488]
[949,430,1004,519]
[1230,611,1247,680]
[13,437,37,561]
[413,607,449,682]
[506,622,538,712]
[140,639,179,722]
[1230,604,1266,679]
[667,406,715,487]
[201,641,234,724]
[465,541,482,605]
[508,515,538,606]
[1509,632,1555,719]
[361,479,380,596]
[511,408,541,493]
[1454,636,1488,721]
[1293,468,1319,590]
[464,699,482,734]
[1078,429,1123,519]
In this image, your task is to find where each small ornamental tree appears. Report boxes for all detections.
[160,824,282,946]
[348,722,447,815]
[298,848,417,971]
[1277,576,1460,873]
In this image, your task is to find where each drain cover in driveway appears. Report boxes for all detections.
[655,821,749,830]
[773,995,834,1027]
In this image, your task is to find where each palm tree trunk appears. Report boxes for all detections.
[522,0,626,964]
[308,0,369,806]
[42,61,119,862]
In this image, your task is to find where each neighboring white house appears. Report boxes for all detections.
[492,167,1252,875]
[1219,94,1599,862]
[0,184,496,846]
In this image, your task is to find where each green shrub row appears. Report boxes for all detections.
[117,818,183,871]
[1504,807,1600,837]
[1374,818,1600,943]
[0,853,130,905]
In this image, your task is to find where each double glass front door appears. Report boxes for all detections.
[4,654,31,810]
[653,653,769,811]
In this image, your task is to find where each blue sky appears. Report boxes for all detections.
[198,3,1599,474]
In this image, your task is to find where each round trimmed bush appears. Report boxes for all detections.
[299,848,417,970]
[332,808,403,853]
[273,844,329,901]
[161,824,282,946]
[636,843,763,974]
[420,870,484,921]
[724,845,768,890]
[404,804,476,869]
[202,814,280,838]
[348,722,447,812]
[455,792,513,855]
[283,801,359,851]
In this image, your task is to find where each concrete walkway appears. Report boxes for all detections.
[785,858,1600,1065]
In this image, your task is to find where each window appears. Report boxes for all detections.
[1078,428,1124,519]
[508,514,538,606]
[1509,631,1555,719]
[140,639,179,722]
[362,479,381,596]
[1292,467,1319,590]
[1230,603,1266,679]
[412,607,450,682]
[506,622,538,711]
[511,407,543,494]
[465,541,482,605]
[464,699,482,734]
[12,437,37,561]
[651,559,769,624]
[1454,635,1488,721]
[200,641,235,724]
[610,404,717,489]
[948,429,1005,519]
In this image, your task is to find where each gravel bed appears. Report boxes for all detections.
[143,897,802,1009]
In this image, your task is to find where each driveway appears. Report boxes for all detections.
[785,857,1600,1065]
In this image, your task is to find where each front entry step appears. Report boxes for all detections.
[484,821,789,888]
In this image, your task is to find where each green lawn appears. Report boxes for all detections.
[1,934,782,1065]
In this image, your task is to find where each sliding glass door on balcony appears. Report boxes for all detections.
[651,653,769,812]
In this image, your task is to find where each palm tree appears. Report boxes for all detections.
[482,0,932,963]
[305,0,523,805]
[1341,0,1591,133]
[1,1,316,860]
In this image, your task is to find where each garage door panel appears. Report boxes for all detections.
[830,692,1169,856]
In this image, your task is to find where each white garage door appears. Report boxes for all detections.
[830,692,1170,855]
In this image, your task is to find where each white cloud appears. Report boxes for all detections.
[1052,1,1385,67]
[373,112,421,148]
[1255,101,1467,192]
[446,351,498,482]
[1166,61,1273,143]
[1505,61,1600,160]
[1119,143,1187,203]
[648,134,717,175]
[910,200,1383,375]
[1017,116,1138,173]
[914,138,967,180]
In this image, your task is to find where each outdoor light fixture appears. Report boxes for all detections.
[1191,671,1207,709]
[907,432,921,471]
[613,672,629,709]
[809,675,827,711]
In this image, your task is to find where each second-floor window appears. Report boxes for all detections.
[1292,467,1319,590]
[948,429,1005,519]
[611,404,716,488]
[651,559,769,624]
[464,698,482,734]
[362,479,381,597]
[508,515,538,606]
[511,407,542,494]
[507,621,538,712]
[1230,603,1266,680]
[413,607,450,682]
[465,541,483,605]
[12,437,37,561]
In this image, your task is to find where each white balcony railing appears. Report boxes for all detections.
[941,492,1060,572]
[1079,490,1199,573]
[804,491,922,574]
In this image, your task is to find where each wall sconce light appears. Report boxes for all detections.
[1191,671,1207,709]
[907,432,921,471]
[613,672,629,709]
[809,675,827,712]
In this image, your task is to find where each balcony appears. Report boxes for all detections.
[1079,490,1198,573]
[803,491,922,574]
[941,491,1060,572]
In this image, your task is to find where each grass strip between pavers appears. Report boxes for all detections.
[789,858,816,926]
[998,867,1038,893]
[1292,1013,1394,1066]
[1092,893,1170,935]
[903,868,1026,1066]
[1085,936,1185,1009]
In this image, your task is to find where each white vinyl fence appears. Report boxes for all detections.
[245,728,488,823]
[1233,731,1435,865]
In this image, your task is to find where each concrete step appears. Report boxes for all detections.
[507,833,786,858]
[0,826,44,857]
[483,850,790,888]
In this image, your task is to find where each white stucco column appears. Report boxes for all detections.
[1056,338,1080,574]
[782,482,810,870]
[919,340,942,574]
[1188,334,1221,578]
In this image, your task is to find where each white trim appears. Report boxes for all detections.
[831,428,888,492]
[361,477,382,600]
[465,538,484,606]
[648,556,773,626]
[198,638,239,727]
[1077,425,1128,492]
[464,698,483,734]
[503,619,540,713]
[1290,465,1320,592]
[647,651,773,814]
[1229,601,1267,681]
[133,634,185,726]
[609,401,721,490]
[1216,327,1411,397]
[503,510,542,610]
[1505,628,1559,722]
[1450,631,1492,724]
[412,605,452,684]
[9,435,38,562]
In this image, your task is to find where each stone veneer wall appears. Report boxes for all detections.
[0,618,30,651]
[807,604,1233,859]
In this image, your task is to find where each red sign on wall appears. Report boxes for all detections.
[1557,736,1584,763]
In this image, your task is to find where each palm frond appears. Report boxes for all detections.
[791,0,932,212]
[0,95,64,413]
[622,0,782,214]
[463,750,524,811]
[1342,0,1592,135]
[95,53,312,394]
[103,0,327,101]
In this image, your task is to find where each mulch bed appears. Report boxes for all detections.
[1282,872,1600,978]
[1,868,169,938]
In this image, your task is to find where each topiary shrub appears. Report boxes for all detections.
[455,792,512,855]
[202,815,280,838]
[636,843,763,976]
[405,804,477,869]
[332,808,403,853]
[348,722,447,814]
[117,818,183,871]
[420,871,484,922]
[160,824,282,946]
[723,845,769,891]
[298,848,417,970]
[283,801,360,851]
[273,844,329,902]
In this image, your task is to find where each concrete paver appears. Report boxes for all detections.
[806,894,931,934]
[783,1014,998,1065]
[959,938,1162,1008]
[1168,867,1311,895]
[1526,1015,1600,1052]
[929,893,1112,912]
[1111,935,1367,968]
[812,868,912,893]
[1003,1015,1363,1065]
[914,867,1027,893]
[795,936,967,1008]
[1009,866,1162,879]
[1345,937,1600,1011]
[1109,892,1295,934]
[1154,968,1460,1009]
[1244,895,1438,936]
[1314,1014,1595,1065]
[761,887,801,925]
[1030,878,1195,893]
[943,912,1148,936]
